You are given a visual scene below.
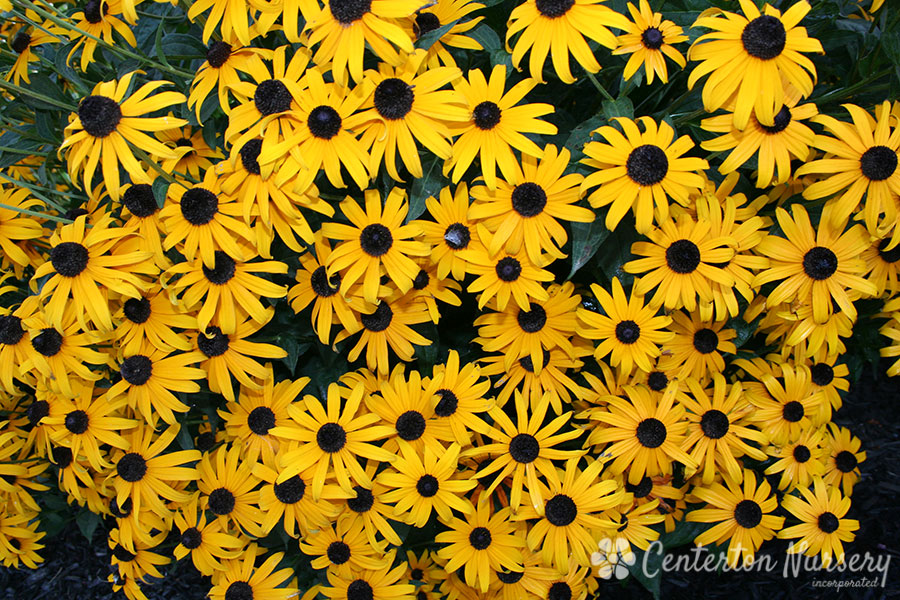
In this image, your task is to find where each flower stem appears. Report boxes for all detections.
[586,72,616,102]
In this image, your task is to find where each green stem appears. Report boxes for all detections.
[0,78,77,111]
[0,174,85,199]
[0,174,71,213]
[586,72,615,102]
[0,145,49,155]
[14,0,196,79]
[0,202,72,223]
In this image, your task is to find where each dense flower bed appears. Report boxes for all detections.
[0,0,897,598]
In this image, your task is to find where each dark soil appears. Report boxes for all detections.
[1,362,897,600]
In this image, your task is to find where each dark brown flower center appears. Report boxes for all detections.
[180,187,218,225]
[615,320,641,344]
[877,238,900,263]
[472,101,501,130]
[859,145,898,181]
[495,257,522,282]
[121,355,153,385]
[359,223,393,256]
[83,0,107,23]
[782,400,804,423]
[517,303,547,333]
[544,494,577,526]
[11,31,31,54]
[373,78,414,120]
[254,79,292,116]
[65,410,89,434]
[123,183,158,217]
[636,418,666,448]
[627,144,669,186]
[123,297,151,324]
[239,139,262,175]
[641,27,664,49]
[468,526,492,549]
[443,223,470,249]
[818,511,839,533]
[511,182,547,217]
[327,541,351,565]
[117,453,147,482]
[274,475,306,503]
[360,302,393,332]
[0,315,25,346]
[347,580,374,600]
[434,389,458,417]
[181,527,202,549]
[835,450,858,473]
[208,487,236,515]
[206,41,232,68]
[413,12,441,38]
[810,363,834,386]
[50,242,89,277]
[310,266,341,298]
[647,371,669,391]
[626,476,653,498]
[416,474,439,497]
[225,581,253,600]
[793,444,811,462]
[330,0,371,24]
[347,486,374,513]
[700,409,729,439]
[202,251,236,285]
[316,422,347,453]
[665,239,701,273]
[693,328,719,354]
[509,433,540,463]
[741,15,786,60]
[247,406,276,435]
[535,0,574,18]
[198,326,229,357]
[308,105,342,139]
[78,95,121,137]
[802,247,838,280]
[759,105,792,134]
[734,499,762,528]
[32,328,63,357]
[396,410,426,441]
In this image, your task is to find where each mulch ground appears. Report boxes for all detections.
[2,361,898,599]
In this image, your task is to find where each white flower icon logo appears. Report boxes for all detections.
[591,537,636,580]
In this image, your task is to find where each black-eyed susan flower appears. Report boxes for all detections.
[862,234,900,296]
[108,527,169,584]
[32,214,155,332]
[581,116,708,233]
[613,0,687,85]
[475,281,580,375]
[506,0,628,84]
[107,344,206,426]
[481,345,588,413]
[604,498,666,552]
[44,382,136,471]
[778,477,859,567]
[277,67,372,190]
[4,12,64,85]
[159,168,256,268]
[687,469,784,568]
[659,310,737,380]
[406,0,484,68]
[415,183,478,281]
[288,233,369,345]
[173,495,245,576]
[469,390,582,512]
[823,423,865,494]
[688,0,823,129]
[0,513,45,569]
[198,444,265,537]
[680,376,767,485]
[194,310,288,402]
[356,52,468,181]
[701,88,817,188]
[108,424,200,520]
[577,277,673,374]
[208,546,298,600]
[321,551,414,600]
[462,236,553,311]
[423,349,492,446]
[188,36,272,120]
[118,181,169,266]
[739,360,824,446]
[301,519,389,577]
[754,204,877,324]
[322,189,429,304]
[764,426,826,491]
[253,462,346,537]
[67,0,137,71]
[379,442,475,527]
[405,259,463,323]
[60,73,186,200]
[272,381,395,498]
[625,213,735,311]
[335,292,433,375]
[300,0,427,85]
[436,503,525,593]
[163,249,288,335]
[338,476,404,550]
[112,284,198,355]
[220,368,309,467]
[797,102,900,238]
[21,309,107,399]
[586,384,697,484]
[470,145,592,264]
[368,368,453,455]
[446,64,557,190]
[516,457,623,571]
[0,301,39,394]
[187,0,258,46]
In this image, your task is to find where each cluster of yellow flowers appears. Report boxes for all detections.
[0,0,895,598]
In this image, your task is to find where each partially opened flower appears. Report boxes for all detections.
[778,477,859,568]
[613,0,687,85]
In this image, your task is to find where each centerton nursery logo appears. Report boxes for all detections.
[618,541,893,587]
[591,538,637,580]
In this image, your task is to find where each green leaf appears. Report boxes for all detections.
[660,520,711,550]
[416,20,459,51]
[152,178,171,208]
[176,423,194,450]
[568,218,609,279]
[160,33,208,59]
[469,23,502,52]
[563,115,604,159]
[602,97,634,121]
[406,156,441,223]
[75,509,101,542]
[279,336,311,374]
[627,545,662,600]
